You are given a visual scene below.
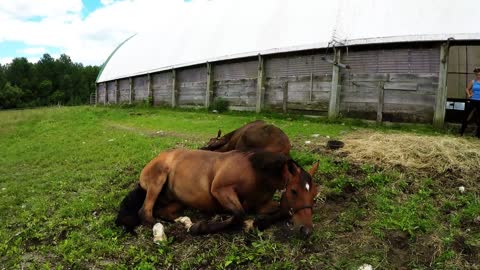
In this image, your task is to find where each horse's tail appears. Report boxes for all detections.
[115,184,146,233]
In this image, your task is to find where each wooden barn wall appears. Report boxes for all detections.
[177,66,206,106]
[118,79,130,103]
[340,46,440,122]
[213,60,257,107]
[96,43,444,124]
[133,76,148,102]
[106,81,116,104]
[264,53,333,111]
[152,72,172,106]
[97,83,106,104]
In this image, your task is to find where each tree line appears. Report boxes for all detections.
[0,54,100,109]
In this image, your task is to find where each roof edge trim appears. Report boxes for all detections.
[96,33,137,83]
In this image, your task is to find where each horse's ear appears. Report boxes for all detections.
[217,130,222,138]
[287,159,300,176]
[309,161,319,177]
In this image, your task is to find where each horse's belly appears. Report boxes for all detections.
[169,176,217,212]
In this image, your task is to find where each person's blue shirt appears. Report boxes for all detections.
[472,80,480,100]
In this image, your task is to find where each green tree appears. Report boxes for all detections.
[0,82,24,109]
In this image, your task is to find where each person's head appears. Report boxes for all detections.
[474,67,480,79]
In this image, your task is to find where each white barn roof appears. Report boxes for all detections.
[97,0,480,82]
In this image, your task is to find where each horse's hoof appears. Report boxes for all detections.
[253,216,270,231]
[189,220,208,235]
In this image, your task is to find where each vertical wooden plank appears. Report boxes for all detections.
[205,62,213,108]
[147,73,153,106]
[104,82,108,105]
[256,55,265,113]
[328,50,341,119]
[95,83,99,106]
[433,43,450,128]
[171,69,177,108]
[115,80,119,104]
[309,72,313,102]
[129,78,133,104]
[377,82,385,124]
[282,82,288,113]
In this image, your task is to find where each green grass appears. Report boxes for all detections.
[0,106,478,269]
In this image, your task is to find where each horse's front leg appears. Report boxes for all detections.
[138,170,168,226]
[253,200,289,230]
[190,186,245,235]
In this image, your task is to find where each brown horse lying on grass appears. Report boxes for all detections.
[116,149,319,237]
[200,120,291,155]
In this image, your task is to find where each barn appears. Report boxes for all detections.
[95,0,480,127]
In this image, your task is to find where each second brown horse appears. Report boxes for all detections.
[200,120,291,155]
[116,149,318,237]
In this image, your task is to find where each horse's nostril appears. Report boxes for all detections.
[300,226,312,237]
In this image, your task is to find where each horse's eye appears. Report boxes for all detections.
[291,189,297,196]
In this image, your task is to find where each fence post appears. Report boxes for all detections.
[205,62,213,109]
[256,54,265,113]
[433,42,450,128]
[328,49,341,119]
[171,69,177,108]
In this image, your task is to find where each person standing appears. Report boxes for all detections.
[460,67,480,137]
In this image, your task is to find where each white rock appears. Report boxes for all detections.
[358,264,373,270]
[326,135,330,139]
[82,142,86,144]
[1,187,5,191]
[108,139,115,142]
[459,186,465,193]
[153,223,167,243]
[212,110,218,113]
[311,134,320,138]
[175,216,193,231]
[305,140,312,144]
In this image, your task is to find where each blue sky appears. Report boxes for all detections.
[0,0,194,65]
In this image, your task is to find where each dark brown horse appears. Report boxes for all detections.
[200,120,291,155]
[116,149,318,236]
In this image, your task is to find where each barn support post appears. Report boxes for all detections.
[115,80,120,104]
[282,82,288,113]
[171,69,177,108]
[147,73,153,106]
[433,42,450,128]
[377,81,385,124]
[95,84,99,106]
[328,49,341,119]
[256,54,265,113]
[129,78,133,104]
[205,62,213,109]
[104,82,108,105]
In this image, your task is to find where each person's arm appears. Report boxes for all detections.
[466,80,473,98]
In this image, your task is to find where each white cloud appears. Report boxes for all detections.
[0,57,13,65]
[100,0,116,5]
[0,0,191,65]
[0,0,82,19]
[19,47,47,55]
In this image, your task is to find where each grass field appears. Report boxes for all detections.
[0,106,479,269]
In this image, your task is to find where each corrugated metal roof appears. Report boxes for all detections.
[97,0,480,83]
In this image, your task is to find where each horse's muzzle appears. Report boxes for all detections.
[299,225,312,237]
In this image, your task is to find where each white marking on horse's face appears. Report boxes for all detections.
[306,183,310,191]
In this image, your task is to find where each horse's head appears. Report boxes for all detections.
[281,161,319,237]
[199,130,226,150]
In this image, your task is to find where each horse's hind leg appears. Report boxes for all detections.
[139,170,168,226]
[190,187,245,234]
